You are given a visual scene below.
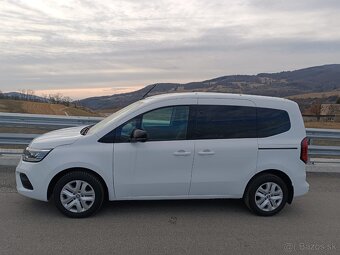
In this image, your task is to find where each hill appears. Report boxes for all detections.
[3,92,47,102]
[79,64,340,110]
[0,99,99,116]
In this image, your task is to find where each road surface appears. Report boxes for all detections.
[0,165,339,255]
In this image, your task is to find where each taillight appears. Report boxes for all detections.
[300,137,309,164]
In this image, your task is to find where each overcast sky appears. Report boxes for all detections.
[1,0,340,99]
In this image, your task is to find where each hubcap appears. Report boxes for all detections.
[60,180,95,213]
[255,182,283,212]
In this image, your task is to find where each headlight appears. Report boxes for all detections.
[22,147,52,162]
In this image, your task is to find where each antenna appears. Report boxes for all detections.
[142,83,158,99]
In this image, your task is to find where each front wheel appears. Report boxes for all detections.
[53,171,105,218]
[244,174,288,216]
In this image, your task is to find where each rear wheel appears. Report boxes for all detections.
[244,174,288,216]
[53,171,104,218]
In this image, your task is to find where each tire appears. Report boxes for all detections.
[244,174,288,216]
[53,171,105,218]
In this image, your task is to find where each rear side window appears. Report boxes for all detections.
[193,105,257,139]
[257,108,291,137]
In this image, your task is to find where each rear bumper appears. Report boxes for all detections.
[294,180,309,197]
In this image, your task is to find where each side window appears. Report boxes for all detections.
[115,117,139,142]
[194,105,257,139]
[141,106,189,141]
[115,106,190,142]
[257,108,291,137]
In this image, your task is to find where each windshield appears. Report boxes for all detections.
[87,100,144,135]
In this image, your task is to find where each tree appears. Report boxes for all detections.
[0,90,3,99]
[48,93,73,106]
[61,96,72,106]
[17,89,36,101]
[26,89,35,101]
[310,103,322,121]
[336,97,340,104]
[41,93,49,102]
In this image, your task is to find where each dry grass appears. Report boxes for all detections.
[287,90,340,99]
[304,121,340,129]
[0,99,99,116]
[0,127,50,134]
[0,99,25,113]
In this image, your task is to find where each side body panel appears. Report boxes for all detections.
[113,98,197,199]
[254,99,309,197]
[16,135,114,201]
[189,98,258,197]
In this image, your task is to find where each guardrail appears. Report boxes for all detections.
[0,112,102,129]
[307,128,340,157]
[0,113,339,158]
[1,129,340,157]
[0,133,38,145]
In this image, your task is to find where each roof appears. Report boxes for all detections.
[144,92,291,104]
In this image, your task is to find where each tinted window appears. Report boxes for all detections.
[115,106,190,142]
[257,108,291,137]
[193,105,257,139]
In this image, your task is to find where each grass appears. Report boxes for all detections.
[0,99,99,117]
[287,90,340,99]
[304,121,340,129]
[0,127,51,134]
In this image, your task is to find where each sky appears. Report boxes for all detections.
[0,0,340,99]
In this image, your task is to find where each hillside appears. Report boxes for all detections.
[80,64,340,110]
[0,99,99,116]
[3,92,47,102]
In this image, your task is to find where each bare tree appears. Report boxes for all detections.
[18,89,27,100]
[54,93,64,104]
[47,93,72,106]
[48,94,56,104]
[27,89,35,99]
[41,93,49,102]
[62,96,72,106]
[310,103,322,121]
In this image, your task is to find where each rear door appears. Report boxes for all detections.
[189,99,258,197]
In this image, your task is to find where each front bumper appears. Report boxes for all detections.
[16,159,50,202]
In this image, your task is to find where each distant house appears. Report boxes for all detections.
[303,104,340,122]
[321,104,340,115]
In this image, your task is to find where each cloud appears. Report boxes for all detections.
[0,0,340,99]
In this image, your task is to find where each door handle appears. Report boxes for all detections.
[173,150,191,156]
[198,149,215,155]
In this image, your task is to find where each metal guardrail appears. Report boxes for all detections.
[0,112,102,129]
[0,133,38,145]
[0,113,339,157]
[1,129,340,157]
[307,128,340,157]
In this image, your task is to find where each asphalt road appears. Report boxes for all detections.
[0,166,339,255]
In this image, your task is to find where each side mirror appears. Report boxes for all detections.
[130,129,148,142]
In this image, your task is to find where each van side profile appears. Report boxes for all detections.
[16,93,309,217]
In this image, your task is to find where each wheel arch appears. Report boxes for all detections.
[244,169,294,204]
[47,167,109,201]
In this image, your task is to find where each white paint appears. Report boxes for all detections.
[16,92,309,204]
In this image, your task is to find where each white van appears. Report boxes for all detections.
[16,93,309,217]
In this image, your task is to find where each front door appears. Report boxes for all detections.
[113,105,194,198]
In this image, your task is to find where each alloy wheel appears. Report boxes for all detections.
[255,182,283,212]
[60,180,96,213]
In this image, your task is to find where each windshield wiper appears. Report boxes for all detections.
[80,124,94,135]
